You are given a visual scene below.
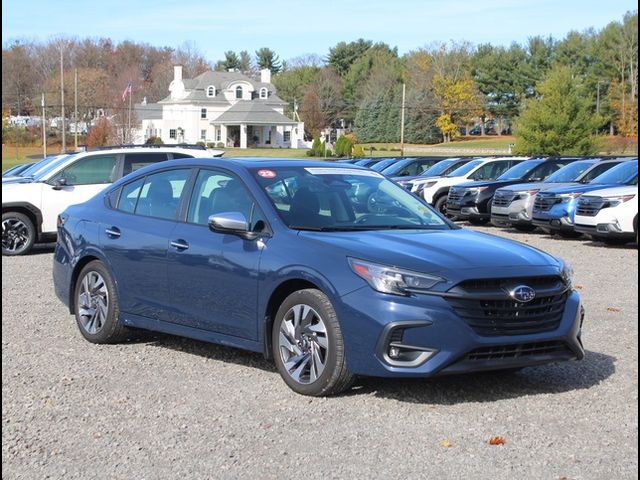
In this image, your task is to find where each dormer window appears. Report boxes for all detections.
[206,86,216,97]
[235,86,243,99]
[259,87,268,99]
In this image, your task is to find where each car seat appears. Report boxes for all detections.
[288,187,328,227]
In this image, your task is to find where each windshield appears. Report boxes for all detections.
[497,159,544,180]
[15,157,58,177]
[381,158,418,175]
[253,166,450,231]
[544,160,595,183]
[446,159,484,177]
[591,160,638,184]
[370,158,399,172]
[29,154,74,180]
[354,159,379,167]
[419,158,462,177]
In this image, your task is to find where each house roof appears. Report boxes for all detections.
[158,70,288,106]
[211,101,298,125]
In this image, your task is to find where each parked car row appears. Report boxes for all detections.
[347,155,638,246]
[2,144,224,256]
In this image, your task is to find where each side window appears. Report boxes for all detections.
[170,153,194,159]
[582,163,613,182]
[117,177,145,213]
[187,170,265,231]
[134,169,191,220]
[123,153,169,176]
[55,154,118,185]
[470,163,493,180]
[489,161,512,179]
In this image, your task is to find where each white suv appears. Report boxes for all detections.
[574,185,638,245]
[2,145,223,255]
[409,157,529,214]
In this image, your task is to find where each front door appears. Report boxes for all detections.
[167,168,266,340]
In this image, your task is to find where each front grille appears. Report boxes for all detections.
[576,196,605,216]
[533,194,560,212]
[448,189,463,202]
[446,276,569,336]
[493,191,517,207]
[466,341,572,361]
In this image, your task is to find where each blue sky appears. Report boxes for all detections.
[2,0,636,62]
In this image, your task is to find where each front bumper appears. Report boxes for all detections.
[532,206,577,233]
[337,286,585,378]
[491,199,534,227]
[574,221,635,240]
[447,202,489,221]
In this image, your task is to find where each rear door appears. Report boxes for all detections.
[100,168,192,320]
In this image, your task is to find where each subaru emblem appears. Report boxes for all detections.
[510,285,536,303]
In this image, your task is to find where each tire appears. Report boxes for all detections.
[74,260,130,344]
[558,230,582,239]
[434,196,449,216]
[2,212,36,256]
[272,289,354,396]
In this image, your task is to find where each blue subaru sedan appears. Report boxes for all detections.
[53,158,584,396]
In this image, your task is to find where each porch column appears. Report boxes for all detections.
[220,125,227,147]
[240,123,248,149]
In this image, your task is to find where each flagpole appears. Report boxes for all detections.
[127,84,132,144]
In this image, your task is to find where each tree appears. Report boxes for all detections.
[255,48,281,73]
[86,117,115,147]
[272,65,319,111]
[327,39,373,76]
[219,51,240,71]
[300,89,324,138]
[514,66,603,155]
[238,50,255,76]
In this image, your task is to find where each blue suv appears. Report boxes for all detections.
[532,160,637,236]
[53,158,584,396]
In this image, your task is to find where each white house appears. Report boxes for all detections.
[134,66,306,149]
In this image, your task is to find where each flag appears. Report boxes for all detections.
[122,82,132,102]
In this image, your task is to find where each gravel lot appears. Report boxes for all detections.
[2,226,638,480]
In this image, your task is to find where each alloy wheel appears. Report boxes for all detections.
[77,271,109,335]
[278,304,329,384]
[2,217,31,254]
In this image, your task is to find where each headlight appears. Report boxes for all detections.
[348,258,444,296]
[602,194,635,208]
[466,186,489,196]
[560,261,574,289]
[559,192,582,203]
[515,189,540,199]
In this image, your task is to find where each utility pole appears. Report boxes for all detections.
[60,48,66,153]
[42,93,47,158]
[127,85,132,143]
[74,68,78,151]
[400,83,406,157]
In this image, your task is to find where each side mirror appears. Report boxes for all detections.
[208,212,257,240]
[52,178,67,190]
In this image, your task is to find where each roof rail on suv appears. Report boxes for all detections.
[83,143,208,152]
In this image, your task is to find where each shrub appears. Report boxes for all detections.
[196,141,206,147]
[216,142,225,148]
[352,144,365,157]
[334,135,355,157]
[145,136,162,145]
[86,118,114,148]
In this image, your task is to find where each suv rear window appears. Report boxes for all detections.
[123,153,170,176]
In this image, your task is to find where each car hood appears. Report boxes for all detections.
[539,183,621,195]
[497,181,579,193]
[577,185,638,198]
[2,176,34,184]
[298,228,559,277]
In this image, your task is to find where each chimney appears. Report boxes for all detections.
[174,65,183,82]
[260,68,271,84]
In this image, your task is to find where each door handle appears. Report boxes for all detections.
[170,239,189,250]
[105,227,121,238]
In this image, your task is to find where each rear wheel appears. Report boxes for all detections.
[2,212,36,256]
[272,289,354,396]
[74,260,131,343]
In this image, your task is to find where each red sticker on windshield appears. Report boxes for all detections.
[258,169,276,178]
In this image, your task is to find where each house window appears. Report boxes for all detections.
[216,127,221,142]
[169,129,177,139]
[207,86,216,97]
[284,131,291,142]
[235,86,243,99]
[200,129,207,140]
[260,88,268,99]
[201,108,207,119]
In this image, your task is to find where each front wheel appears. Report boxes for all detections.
[434,196,449,216]
[2,212,36,256]
[74,260,131,343]
[272,289,354,396]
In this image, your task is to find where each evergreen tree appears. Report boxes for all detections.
[255,48,282,73]
[514,66,603,155]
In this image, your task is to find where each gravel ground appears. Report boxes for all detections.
[2,227,638,480]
